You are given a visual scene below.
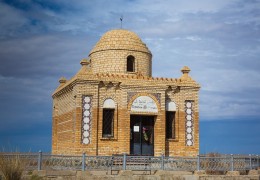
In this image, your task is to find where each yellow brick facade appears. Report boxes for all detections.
[52,29,200,157]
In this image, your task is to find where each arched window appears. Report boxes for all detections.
[102,98,115,137]
[166,101,177,139]
[127,55,135,72]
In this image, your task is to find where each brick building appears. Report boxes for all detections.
[52,29,200,156]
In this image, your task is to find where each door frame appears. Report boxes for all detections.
[130,115,155,156]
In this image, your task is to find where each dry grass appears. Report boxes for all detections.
[204,152,226,175]
[0,153,25,180]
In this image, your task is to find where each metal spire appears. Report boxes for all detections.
[120,15,123,29]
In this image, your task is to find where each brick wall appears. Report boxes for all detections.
[52,73,200,156]
[52,29,200,157]
[90,50,152,76]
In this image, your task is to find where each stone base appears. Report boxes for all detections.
[32,170,46,177]
[155,170,192,175]
[26,170,260,180]
[194,170,206,175]
[118,170,133,176]
[76,171,92,178]
[248,169,259,175]
[226,171,240,176]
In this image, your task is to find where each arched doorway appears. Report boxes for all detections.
[129,95,159,156]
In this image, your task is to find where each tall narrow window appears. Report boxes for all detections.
[102,98,115,138]
[166,100,177,139]
[166,111,175,139]
[102,109,114,137]
[127,55,135,72]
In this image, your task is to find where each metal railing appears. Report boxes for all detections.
[0,152,259,172]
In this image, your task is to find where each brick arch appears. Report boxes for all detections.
[127,93,160,114]
[100,96,117,108]
[124,52,138,73]
[166,99,179,111]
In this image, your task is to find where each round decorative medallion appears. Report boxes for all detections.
[84,97,90,103]
[186,115,192,121]
[83,124,89,130]
[187,140,192,146]
[84,104,90,110]
[84,111,90,116]
[186,109,192,114]
[187,127,192,133]
[186,102,192,108]
[186,121,192,127]
[83,117,90,123]
[83,138,89,144]
[83,131,89,137]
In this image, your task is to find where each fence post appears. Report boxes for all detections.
[231,154,234,171]
[161,154,165,170]
[123,153,127,170]
[37,150,42,171]
[249,154,252,170]
[82,152,86,171]
[257,155,259,168]
[197,155,200,171]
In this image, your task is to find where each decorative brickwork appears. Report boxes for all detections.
[52,29,200,157]
[185,100,194,146]
[82,96,92,144]
[89,30,152,76]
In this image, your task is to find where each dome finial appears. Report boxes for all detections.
[120,15,123,29]
[80,58,90,66]
[59,77,67,84]
[181,66,190,74]
[180,66,192,81]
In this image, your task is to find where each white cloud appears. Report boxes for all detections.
[0,0,260,122]
[185,36,202,41]
[0,2,29,38]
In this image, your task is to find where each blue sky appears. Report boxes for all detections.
[0,0,260,154]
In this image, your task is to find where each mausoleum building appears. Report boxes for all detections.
[52,29,200,157]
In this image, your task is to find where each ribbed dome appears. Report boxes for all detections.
[89,29,151,55]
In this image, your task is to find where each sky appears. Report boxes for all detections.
[0,0,260,154]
